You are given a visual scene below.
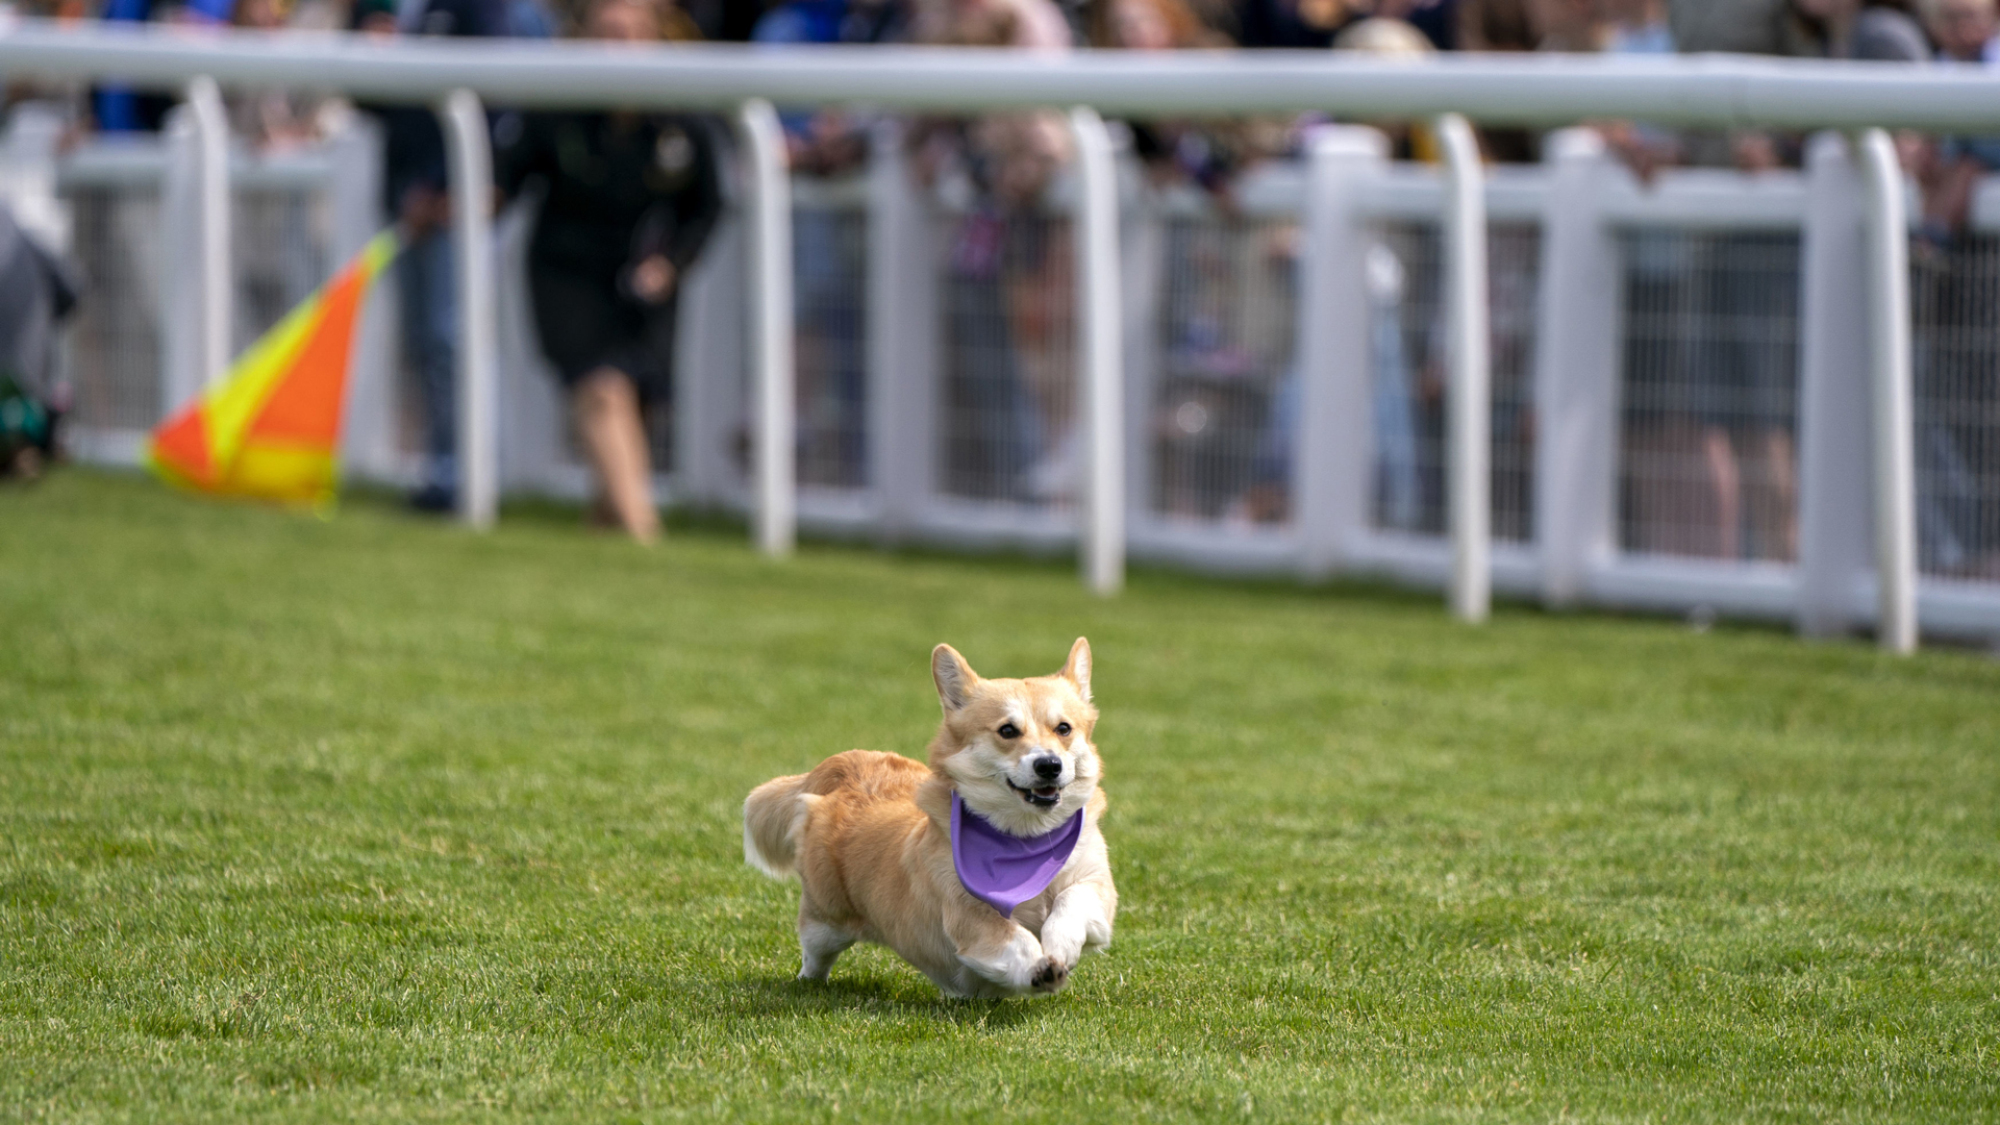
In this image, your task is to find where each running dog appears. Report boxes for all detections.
[742,638,1116,998]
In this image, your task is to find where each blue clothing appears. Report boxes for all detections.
[361,0,509,492]
[91,0,199,134]
[752,0,847,44]
[396,231,458,491]
[507,0,556,37]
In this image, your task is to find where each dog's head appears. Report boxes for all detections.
[928,638,1100,837]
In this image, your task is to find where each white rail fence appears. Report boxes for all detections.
[4,24,2000,649]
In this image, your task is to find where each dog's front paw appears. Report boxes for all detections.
[1029,956,1070,993]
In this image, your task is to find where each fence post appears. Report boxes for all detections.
[1437,113,1491,623]
[735,98,795,559]
[438,88,497,530]
[1070,106,1124,596]
[1856,127,1918,654]
[1535,128,1622,609]
[1297,126,1386,578]
[866,118,933,541]
[185,75,231,389]
[1797,131,1874,639]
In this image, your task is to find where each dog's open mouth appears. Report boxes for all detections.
[1007,780,1063,808]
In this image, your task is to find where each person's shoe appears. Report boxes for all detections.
[408,483,456,514]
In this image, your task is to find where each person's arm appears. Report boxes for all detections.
[664,116,726,277]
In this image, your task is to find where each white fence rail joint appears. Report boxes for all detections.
[1437,112,1491,625]
[184,75,230,392]
[735,97,796,560]
[439,86,498,531]
[1856,128,1918,655]
[1070,105,1125,597]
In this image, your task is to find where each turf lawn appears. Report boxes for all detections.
[2,470,1997,1123]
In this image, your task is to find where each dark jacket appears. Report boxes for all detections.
[360,0,511,217]
[495,111,725,283]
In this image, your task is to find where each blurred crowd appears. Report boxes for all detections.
[16,0,1995,178]
[2,0,1996,570]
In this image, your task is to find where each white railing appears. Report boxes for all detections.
[4,21,1999,649]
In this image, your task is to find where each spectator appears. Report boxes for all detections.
[1455,0,1532,49]
[1910,0,2000,575]
[1233,0,1455,49]
[1850,0,1933,59]
[1234,0,1344,47]
[1606,0,1674,50]
[228,0,345,350]
[1607,0,1847,560]
[1238,17,1436,526]
[1452,0,1539,161]
[756,0,912,43]
[1922,0,1997,60]
[1092,0,1223,49]
[680,0,763,39]
[1536,0,1612,50]
[358,0,510,513]
[1916,0,1998,238]
[353,0,400,32]
[495,0,724,542]
[228,0,338,151]
[910,0,1077,501]
[915,0,1073,47]
[1091,0,1280,200]
[753,0,914,487]
[89,0,232,135]
[0,201,78,481]
[1668,0,1804,55]
[1596,0,1680,179]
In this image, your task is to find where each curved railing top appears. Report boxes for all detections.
[3,18,2000,131]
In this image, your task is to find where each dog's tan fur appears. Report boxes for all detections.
[744,638,1117,998]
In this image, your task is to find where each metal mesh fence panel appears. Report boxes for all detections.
[793,200,867,489]
[231,183,328,350]
[1911,233,2000,581]
[937,208,1076,509]
[1617,228,1801,564]
[1151,215,1296,524]
[61,184,162,430]
[1365,219,1541,543]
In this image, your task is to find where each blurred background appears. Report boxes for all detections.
[2,0,1997,641]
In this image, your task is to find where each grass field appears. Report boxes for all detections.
[3,470,1998,1123]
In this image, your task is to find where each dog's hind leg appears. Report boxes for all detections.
[797,918,856,981]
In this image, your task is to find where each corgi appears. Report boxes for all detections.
[743,638,1117,999]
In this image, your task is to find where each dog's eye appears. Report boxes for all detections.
[997,723,1020,739]
[1055,722,1072,736]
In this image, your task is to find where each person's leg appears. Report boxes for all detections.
[1755,425,1798,562]
[399,231,459,506]
[572,367,658,542]
[1702,425,1742,560]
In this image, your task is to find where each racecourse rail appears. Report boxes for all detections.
[6,19,2000,650]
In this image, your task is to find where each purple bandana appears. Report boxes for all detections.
[950,791,1084,918]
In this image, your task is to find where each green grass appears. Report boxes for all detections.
[3,470,1997,1123]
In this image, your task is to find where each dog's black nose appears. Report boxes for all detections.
[1032,755,1063,780]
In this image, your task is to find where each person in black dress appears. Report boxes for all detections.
[495,0,723,541]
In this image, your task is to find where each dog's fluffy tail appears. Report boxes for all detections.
[743,774,818,879]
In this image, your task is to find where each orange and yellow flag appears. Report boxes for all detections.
[147,231,398,509]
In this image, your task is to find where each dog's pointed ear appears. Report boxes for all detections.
[932,644,980,713]
[1059,637,1092,702]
